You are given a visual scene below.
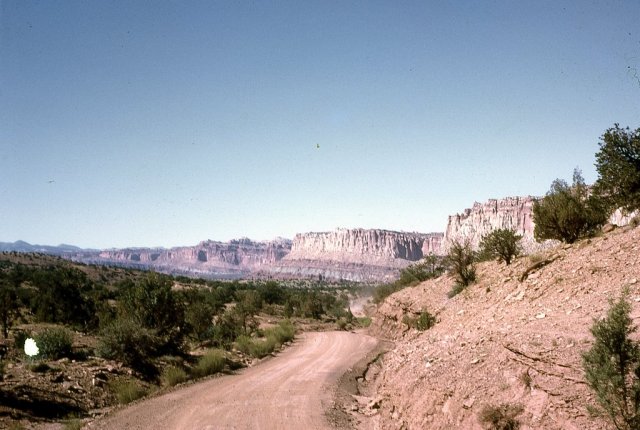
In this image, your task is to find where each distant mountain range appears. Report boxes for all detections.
[0,240,97,254]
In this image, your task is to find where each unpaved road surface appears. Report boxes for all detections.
[91,331,378,430]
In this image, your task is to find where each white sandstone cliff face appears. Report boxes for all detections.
[442,196,552,254]
[285,229,442,264]
[272,229,444,282]
[442,196,639,255]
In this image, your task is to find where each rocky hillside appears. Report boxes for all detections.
[365,224,640,429]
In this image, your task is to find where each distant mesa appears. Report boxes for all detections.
[4,195,634,282]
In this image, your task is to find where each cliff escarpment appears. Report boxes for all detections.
[270,229,443,282]
[442,196,552,254]
[73,238,291,279]
[68,229,443,282]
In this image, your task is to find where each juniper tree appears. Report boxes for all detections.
[582,292,640,430]
[478,228,522,265]
[594,124,640,215]
[533,169,607,243]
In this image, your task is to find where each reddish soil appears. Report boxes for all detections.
[363,225,640,429]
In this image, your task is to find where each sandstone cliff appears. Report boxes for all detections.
[442,196,548,254]
[74,238,291,278]
[67,229,443,282]
[268,229,443,282]
[442,196,638,255]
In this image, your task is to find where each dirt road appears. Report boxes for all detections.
[91,331,378,430]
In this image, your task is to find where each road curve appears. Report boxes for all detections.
[91,331,378,430]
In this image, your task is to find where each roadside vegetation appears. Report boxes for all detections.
[0,252,363,426]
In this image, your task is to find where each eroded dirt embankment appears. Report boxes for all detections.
[364,226,640,430]
[89,331,378,430]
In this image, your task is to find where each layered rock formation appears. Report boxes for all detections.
[270,229,443,282]
[442,196,554,254]
[72,238,291,279]
[66,229,443,282]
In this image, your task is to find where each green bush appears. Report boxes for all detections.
[582,292,640,429]
[63,419,83,430]
[478,403,523,430]
[445,240,476,297]
[161,365,189,387]
[35,327,73,360]
[593,124,640,214]
[246,337,277,359]
[193,349,226,377]
[110,379,147,404]
[357,316,372,327]
[478,229,522,265]
[373,283,403,304]
[236,321,295,358]
[13,329,31,353]
[415,311,436,331]
[265,320,295,344]
[97,317,160,376]
[533,169,607,244]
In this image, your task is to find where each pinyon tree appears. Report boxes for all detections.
[583,292,640,430]
[594,124,640,215]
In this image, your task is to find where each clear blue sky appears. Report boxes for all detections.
[2,1,639,248]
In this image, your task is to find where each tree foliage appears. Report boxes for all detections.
[582,292,640,430]
[594,124,640,214]
[0,279,19,339]
[533,169,607,243]
[445,239,476,297]
[478,228,522,265]
[117,273,185,354]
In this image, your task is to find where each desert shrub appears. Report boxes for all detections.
[336,318,348,330]
[247,337,277,358]
[478,229,522,265]
[0,360,5,380]
[533,169,607,244]
[35,327,73,360]
[161,365,189,387]
[593,124,640,214]
[445,240,476,297]
[265,320,295,344]
[372,283,402,304]
[193,349,226,377]
[13,329,30,353]
[357,316,372,327]
[415,311,436,331]
[582,291,640,429]
[397,255,445,286]
[63,419,83,430]
[110,379,147,404]
[117,273,185,354]
[29,362,52,373]
[97,317,160,376]
[0,280,20,339]
[478,403,524,430]
[402,310,436,331]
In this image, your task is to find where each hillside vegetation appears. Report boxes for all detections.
[367,224,639,429]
